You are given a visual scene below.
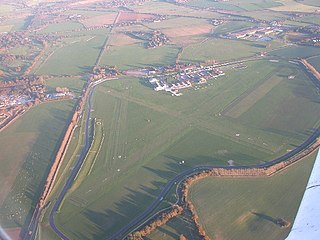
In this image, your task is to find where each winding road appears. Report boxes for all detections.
[46,85,320,240]
[48,84,97,240]
[45,60,320,240]
[109,128,320,240]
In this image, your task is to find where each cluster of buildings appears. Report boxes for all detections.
[148,64,225,96]
[225,26,283,41]
[128,30,169,48]
[0,94,33,109]
[90,65,121,81]
[0,76,74,131]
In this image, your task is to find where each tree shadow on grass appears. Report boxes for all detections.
[17,102,77,238]
[79,183,164,239]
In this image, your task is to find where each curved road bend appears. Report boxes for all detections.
[47,79,320,240]
[110,128,320,240]
[49,85,97,240]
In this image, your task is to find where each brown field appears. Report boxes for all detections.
[4,227,22,240]
[108,33,140,46]
[162,24,213,37]
[0,133,37,205]
[81,13,118,27]
[117,12,155,24]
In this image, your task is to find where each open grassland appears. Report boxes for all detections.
[224,73,283,118]
[99,44,180,70]
[40,21,84,34]
[294,14,320,25]
[237,62,320,139]
[53,83,273,239]
[144,16,213,38]
[239,10,289,21]
[308,55,320,72]
[189,153,317,240]
[129,1,220,19]
[70,118,104,192]
[180,38,282,63]
[0,100,76,229]
[213,21,256,35]
[186,0,281,11]
[299,0,320,7]
[51,57,320,239]
[229,0,282,10]
[37,35,106,75]
[46,76,86,96]
[186,0,243,11]
[271,0,320,12]
[270,45,320,59]
[64,9,114,17]
[80,13,117,28]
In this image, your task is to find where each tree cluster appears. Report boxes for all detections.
[128,205,184,240]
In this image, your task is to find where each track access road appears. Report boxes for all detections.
[46,77,320,240]
[48,85,96,240]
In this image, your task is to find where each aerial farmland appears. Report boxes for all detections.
[0,0,320,240]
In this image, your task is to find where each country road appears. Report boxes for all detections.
[109,128,320,240]
[45,81,320,240]
[48,85,96,240]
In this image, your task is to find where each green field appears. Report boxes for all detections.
[186,0,282,10]
[295,0,320,7]
[224,61,320,140]
[186,0,244,11]
[46,57,320,239]
[308,55,320,72]
[213,21,256,35]
[180,39,282,63]
[100,44,180,70]
[40,21,84,34]
[46,76,86,96]
[1,1,319,239]
[53,84,272,239]
[130,1,219,19]
[37,35,107,76]
[0,100,76,228]
[189,153,317,240]
[270,45,320,59]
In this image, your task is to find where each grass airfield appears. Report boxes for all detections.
[53,58,320,239]
[0,0,320,239]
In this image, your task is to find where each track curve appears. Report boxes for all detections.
[49,85,97,240]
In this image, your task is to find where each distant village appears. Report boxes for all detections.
[127,31,169,48]
[223,26,283,41]
[147,63,225,96]
[0,75,74,131]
